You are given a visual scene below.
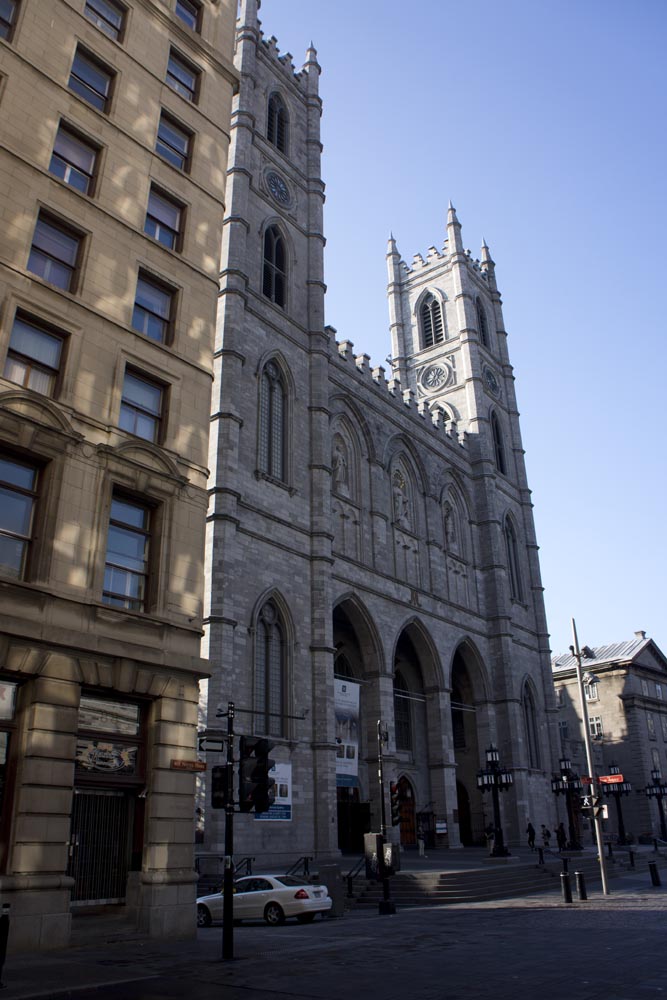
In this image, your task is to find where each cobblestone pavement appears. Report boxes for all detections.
[3,870,666,1000]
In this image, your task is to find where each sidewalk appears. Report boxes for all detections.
[1,854,665,1000]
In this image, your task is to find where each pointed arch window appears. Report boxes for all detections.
[255,600,285,737]
[420,294,444,348]
[394,670,412,751]
[523,684,541,768]
[504,516,523,602]
[263,225,287,308]
[476,298,489,347]
[258,361,286,482]
[491,411,507,475]
[267,93,288,154]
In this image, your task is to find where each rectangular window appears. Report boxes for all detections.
[175,0,200,31]
[103,495,151,611]
[588,715,603,739]
[641,678,649,697]
[166,49,199,103]
[652,748,661,773]
[4,313,64,396]
[648,712,656,739]
[84,0,125,40]
[0,0,18,41]
[558,719,569,742]
[583,681,598,702]
[28,213,81,292]
[145,187,182,251]
[657,684,663,700]
[0,455,38,579]
[49,124,98,195]
[132,272,174,343]
[662,716,667,741]
[156,112,191,171]
[120,369,163,442]
[69,47,114,112]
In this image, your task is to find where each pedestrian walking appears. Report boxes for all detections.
[526,821,536,851]
[485,823,495,856]
[417,822,427,858]
[541,824,551,849]
[556,822,567,852]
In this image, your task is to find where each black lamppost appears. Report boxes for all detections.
[643,768,667,841]
[551,756,582,849]
[477,745,513,856]
[601,763,631,845]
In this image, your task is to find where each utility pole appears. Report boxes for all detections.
[222,701,235,960]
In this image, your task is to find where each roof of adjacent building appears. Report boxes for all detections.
[552,636,651,673]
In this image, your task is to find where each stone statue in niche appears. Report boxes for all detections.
[392,470,411,530]
[443,500,459,553]
[332,438,349,495]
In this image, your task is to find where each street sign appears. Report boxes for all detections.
[198,736,226,753]
[599,773,624,784]
[171,759,206,771]
[581,775,593,785]
[580,794,601,811]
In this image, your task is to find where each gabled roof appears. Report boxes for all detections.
[552,636,655,673]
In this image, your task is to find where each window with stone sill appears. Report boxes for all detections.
[119,368,165,443]
[69,47,115,113]
[132,271,175,344]
[84,0,125,41]
[588,715,603,739]
[641,678,649,697]
[254,600,286,738]
[262,225,287,308]
[0,0,18,41]
[647,712,656,740]
[102,494,152,612]
[4,313,65,397]
[267,93,288,154]
[156,112,192,172]
[145,187,184,252]
[49,124,99,195]
[420,293,444,348]
[661,715,667,741]
[175,0,201,32]
[258,361,286,483]
[657,683,663,701]
[0,453,39,580]
[166,48,200,104]
[28,213,83,293]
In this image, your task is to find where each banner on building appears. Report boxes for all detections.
[255,762,292,821]
[335,678,360,787]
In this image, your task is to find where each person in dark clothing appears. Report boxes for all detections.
[526,821,536,850]
[556,822,567,852]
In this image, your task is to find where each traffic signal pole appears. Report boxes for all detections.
[222,701,235,960]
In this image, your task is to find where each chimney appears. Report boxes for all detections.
[635,630,647,640]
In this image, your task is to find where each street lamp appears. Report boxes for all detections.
[643,768,667,841]
[551,756,583,849]
[477,744,513,857]
[570,618,610,894]
[601,763,631,845]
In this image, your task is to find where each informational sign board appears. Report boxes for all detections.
[255,762,292,821]
[599,773,624,784]
[335,679,360,787]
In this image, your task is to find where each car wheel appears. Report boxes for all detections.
[197,905,212,928]
[296,913,315,924]
[264,901,285,926]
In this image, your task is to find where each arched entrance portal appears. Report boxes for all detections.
[397,775,416,846]
[451,645,485,846]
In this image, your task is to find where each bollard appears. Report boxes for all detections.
[628,850,635,869]
[649,861,661,887]
[607,841,613,859]
[537,847,544,866]
[654,839,659,853]
[561,857,569,874]
[560,872,573,903]
[0,903,10,989]
[574,871,588,901]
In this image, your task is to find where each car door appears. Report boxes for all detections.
[249,877,274,918]
[232,877,256,918]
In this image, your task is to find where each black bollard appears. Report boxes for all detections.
[607,841,613,859]
[574,871,588,900]
[0,903,10,989]
[628,850,635,869]
[537,847,544,866]
[560,872,573,903]
[649,861,661,887]
[561,857,569,874]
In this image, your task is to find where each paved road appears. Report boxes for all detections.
[17,877,666,1000]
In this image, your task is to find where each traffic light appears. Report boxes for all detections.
[211,765,228,809]
[238,736,276,813]
[390,781,400,826]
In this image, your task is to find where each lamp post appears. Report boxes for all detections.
[551,756,583,849]
[477,744,513,856]
[601,763,631,845]
[643,768,667,841]
[570,618,610,894]
[376,720,396,915]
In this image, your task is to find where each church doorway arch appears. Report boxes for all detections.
[451,644,485,846]
[397,775,416,846]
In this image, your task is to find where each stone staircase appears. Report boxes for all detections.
[349,851,662,909]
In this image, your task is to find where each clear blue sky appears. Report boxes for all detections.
[261,0,667,656]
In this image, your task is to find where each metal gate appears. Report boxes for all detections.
[67,789,132,904]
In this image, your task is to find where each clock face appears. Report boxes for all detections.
[483,367,500,395]
[267,170,290,206]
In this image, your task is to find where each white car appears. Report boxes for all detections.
[197,874,332,927]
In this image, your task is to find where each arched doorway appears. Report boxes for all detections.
[456,780,473,846]
[451,644,485,846]
[397,775,416,846]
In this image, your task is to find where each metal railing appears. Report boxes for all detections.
[285,856,312,878]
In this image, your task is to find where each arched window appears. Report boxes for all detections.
[393,670,412,751]
[476,297,489,347]
[491,411,507,475]
[254,599,285,737]
[523,684,541,768]
[504,516,523,602]
[267,93,288,153]
[420,294,444,348]
[259,360,286,481]
[263,225,286,308]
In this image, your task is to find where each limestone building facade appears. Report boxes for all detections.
[553,633,667,844]
[202,0,559,864]
[0,0,236,952]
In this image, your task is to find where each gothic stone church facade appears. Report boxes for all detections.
[202,0,557,861]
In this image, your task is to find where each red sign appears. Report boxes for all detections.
[171,759,206,771]
[599,773,624,784]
